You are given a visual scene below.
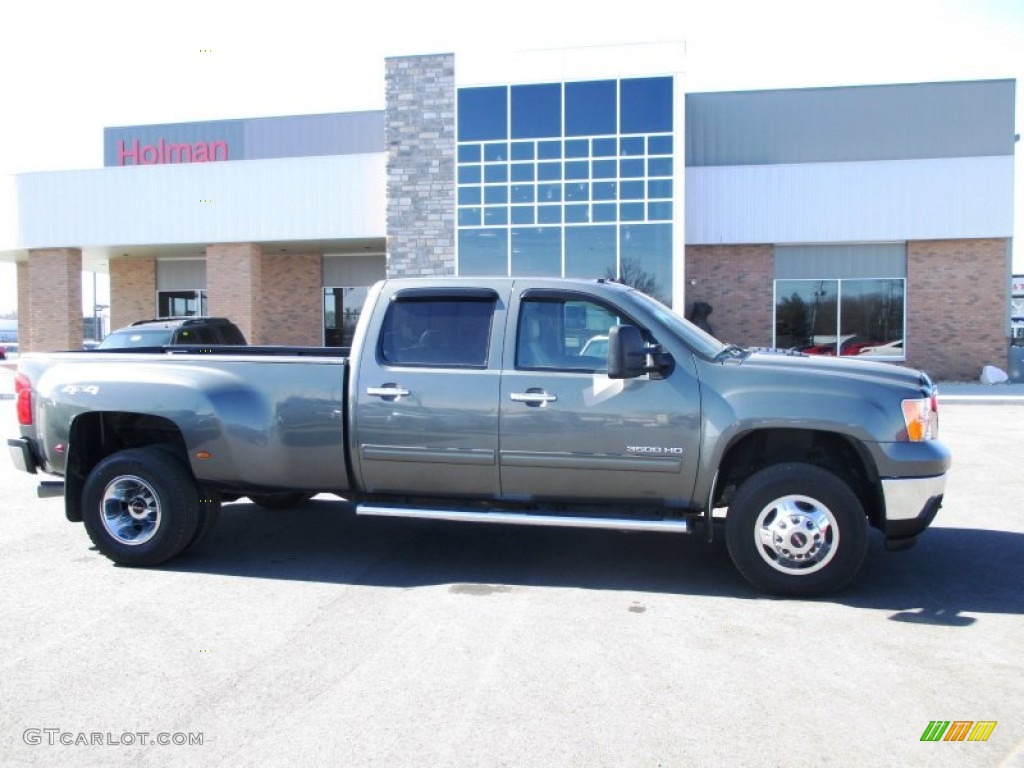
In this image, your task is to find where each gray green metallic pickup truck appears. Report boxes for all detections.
[8,277,950,596]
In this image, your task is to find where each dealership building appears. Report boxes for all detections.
[0,44,1016,380]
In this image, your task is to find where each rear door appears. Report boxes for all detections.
[352,283,507,497]
[499,288,702,505]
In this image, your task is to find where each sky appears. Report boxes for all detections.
[0,0,1021,315]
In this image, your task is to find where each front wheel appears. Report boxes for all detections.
[82,447,201,566]
[725,463,868,597]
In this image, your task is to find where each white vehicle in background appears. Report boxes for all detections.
[859,339,903,357]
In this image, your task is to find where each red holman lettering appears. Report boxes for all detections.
[117,138,229,166]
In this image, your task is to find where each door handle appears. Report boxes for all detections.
[510,391,558,406]
[367,385,411,399]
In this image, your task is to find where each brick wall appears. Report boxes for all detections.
[16,262,28,350]
[109,257,156,331]
[259,252,323,345]
[685,245,775,347]
[23,248,83,352]
[385,53,456,277]
[207,243,262,343]
[907,239,1008,381]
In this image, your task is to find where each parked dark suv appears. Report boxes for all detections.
[97,317,247,349]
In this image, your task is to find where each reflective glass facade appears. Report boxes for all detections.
[457,77,675,305]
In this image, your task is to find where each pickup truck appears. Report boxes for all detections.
[7,277,950,596]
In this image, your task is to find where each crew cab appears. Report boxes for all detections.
[8,278,950,596]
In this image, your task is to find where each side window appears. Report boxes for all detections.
[379,296,495,367]
[516,297,630,371]
[174,327,213,345]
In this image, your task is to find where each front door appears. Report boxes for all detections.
[499,289,702,506]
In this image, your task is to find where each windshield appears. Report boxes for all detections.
[627,289,727,359]
[97,329,174,349]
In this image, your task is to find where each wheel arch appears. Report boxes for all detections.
[65,411,190,523]
[712,427,883,528]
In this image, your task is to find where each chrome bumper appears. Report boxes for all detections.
[881,474,946,548]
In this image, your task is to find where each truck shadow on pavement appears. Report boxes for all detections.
[161,499,1023,621]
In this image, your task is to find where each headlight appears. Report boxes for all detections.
[901,395,938,441]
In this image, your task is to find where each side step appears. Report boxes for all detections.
[356,504,692,534]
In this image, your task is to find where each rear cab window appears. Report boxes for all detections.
[379,289,497,367]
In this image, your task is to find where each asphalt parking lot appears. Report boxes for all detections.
[0,370,1022,767]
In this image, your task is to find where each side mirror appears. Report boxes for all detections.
[607,325,647,379]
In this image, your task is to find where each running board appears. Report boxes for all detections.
[355,504,693,534]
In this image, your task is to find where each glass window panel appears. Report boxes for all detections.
[565,182,589,201]
[458,187,481,205]
[565,80,616,137]
[648,135,673,155]
[484,143,508,162]
[647,179,672,198]
[592,181,617,201]
[565,139,589,158]
[484,207,508,225]
[537,162,561,181]
[593,138,617,157]
[484,164,508,183]
[511,206,535,225]
[538,183,561,202]
[620,181,644,200]
[516,297,627,371]
[648,157,673,177]
[458,86,507,141]
[511,184,535,203]
[620,223,673,306]
[839,279,905,357]
[620,159,644,178]
[459,229,508,275]
[620,77,673,134]
[565,204,590,223]
[592,160,616,179]
[620,202,645,221]
[565,160,589,180]
[592,203,617,222]
[484,186,508,204]
[511,141,535,160]
[511,163,535,182]
[565,225,617,278]
[648,201,672,220]
[511,227,562,276]
[458,165,481,184]
[511,83,562,139]
[774,280,840,353]
[458,207,481,226]
[538,205,561,224]
[458,144,481,163]
[538,140,561,159]
[620,137,645,156]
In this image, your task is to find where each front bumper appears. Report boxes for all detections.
[881,474,946,549]
[8,437,39,475]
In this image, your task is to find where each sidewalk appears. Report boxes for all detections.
[936,381,1024,405]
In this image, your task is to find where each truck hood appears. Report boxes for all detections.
[736,349,935,394]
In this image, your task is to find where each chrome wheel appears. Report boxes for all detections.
[754,494,838,575]
[101,475,162,546]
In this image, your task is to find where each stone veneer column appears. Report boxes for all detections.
[385,53,456,277]
[685,245,775,347]
[907,238,1008,381]
[23,248,83,352]
[206,243,263,344]
[109,257,157,331]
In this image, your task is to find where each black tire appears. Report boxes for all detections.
[725,463,868,597]
[248,492,314,510]
[81,447,201,566]
[183,485,221,552]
